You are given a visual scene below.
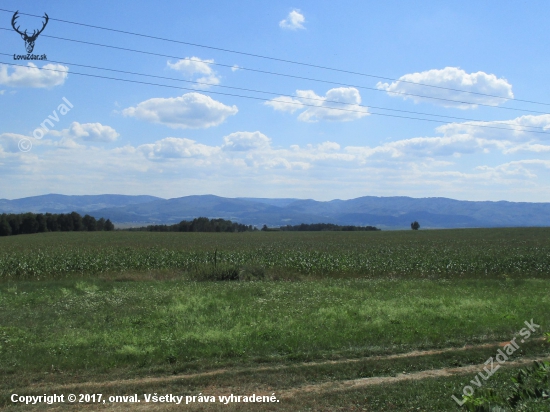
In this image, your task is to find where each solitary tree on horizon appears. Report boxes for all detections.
[411,221,420,230]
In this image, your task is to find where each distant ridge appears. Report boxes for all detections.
[1,194,549,229]
[0,194,161,214]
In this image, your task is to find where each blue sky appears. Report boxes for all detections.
[1,1,550,201]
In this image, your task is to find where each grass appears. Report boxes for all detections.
[0,228,549,410]
[1,278,548,382]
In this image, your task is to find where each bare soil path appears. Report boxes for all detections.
[23,339,545,394]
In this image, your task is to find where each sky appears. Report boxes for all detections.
[1,1,550,202]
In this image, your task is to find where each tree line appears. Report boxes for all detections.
[129,217,258,233]
[268,223,381,231]
[0,213,382,237]
[0,212,114,237]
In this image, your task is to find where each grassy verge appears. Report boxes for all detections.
[1,278,548,376]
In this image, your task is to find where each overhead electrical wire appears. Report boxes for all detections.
[0,7,548,108]
[1,27,548,116]
[0,52,545,133]
[2,60,549,136]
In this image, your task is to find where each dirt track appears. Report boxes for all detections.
[5,339,548,411]
[23,338,546,394]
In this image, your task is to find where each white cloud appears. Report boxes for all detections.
[167,58,220,89]
[4,113,550,201]
[346,134,510,160]
[298,88,369,122]
[475,160,550,179]
[264,96,304,113]
[222,131,271,151]
[6,114,549,167]
[317,141,341,152]
[122,93,238,129]
[231,65,240,72]
[62,122,120,142]
[504,143,550,154]
[265,87,369,122]
[377,67,513,109]
[0,133,33,153]
[279,10,306,30]
[139,137,220,160]
[436,114,550,141]
[0,125,120,153]
[3,126,550,201]
[0,63,68,88]
[341,114,550,161]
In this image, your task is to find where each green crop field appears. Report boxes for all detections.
[1,228,550,280]
[0,228,549,410]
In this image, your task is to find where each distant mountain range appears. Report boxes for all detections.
[1,194,550,229]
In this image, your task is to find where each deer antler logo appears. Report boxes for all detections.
[11,11,49,54]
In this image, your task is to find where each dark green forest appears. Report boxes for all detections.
[0,212,114,236]
[276,223,381,231]
[130,217,257,233]
[0,214,383,237]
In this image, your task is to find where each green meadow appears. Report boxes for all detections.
[0,228,549,410]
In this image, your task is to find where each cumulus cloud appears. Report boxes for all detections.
[7,114,550,167]
[346,135,509,161]
[167,57,220,89]
[279,10,306,30]
[62,122,119,142]
[0,133,34,153]
[436,114,550,141]
[317,141,341,152]
[138,134,347,170]
[377,67,513,109]
[504,143,550,154]
[345,115,550,160]
[139,137,220,160]
[0,63,68,88]
[265,87,369,122]
[5,109,550,201]
[475,160,550,179]
[222,131,271,151]
[4,120,550,201]
[298,88,369,122]
[122,93,238,129]
[264,96,304,113]
[341,114,550,161]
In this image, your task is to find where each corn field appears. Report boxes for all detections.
[1,228,549,280]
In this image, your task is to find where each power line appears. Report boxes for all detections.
[2,27,549,116]
[2,60,549,136]
[0,52,545,132]
[1,7,547,107]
